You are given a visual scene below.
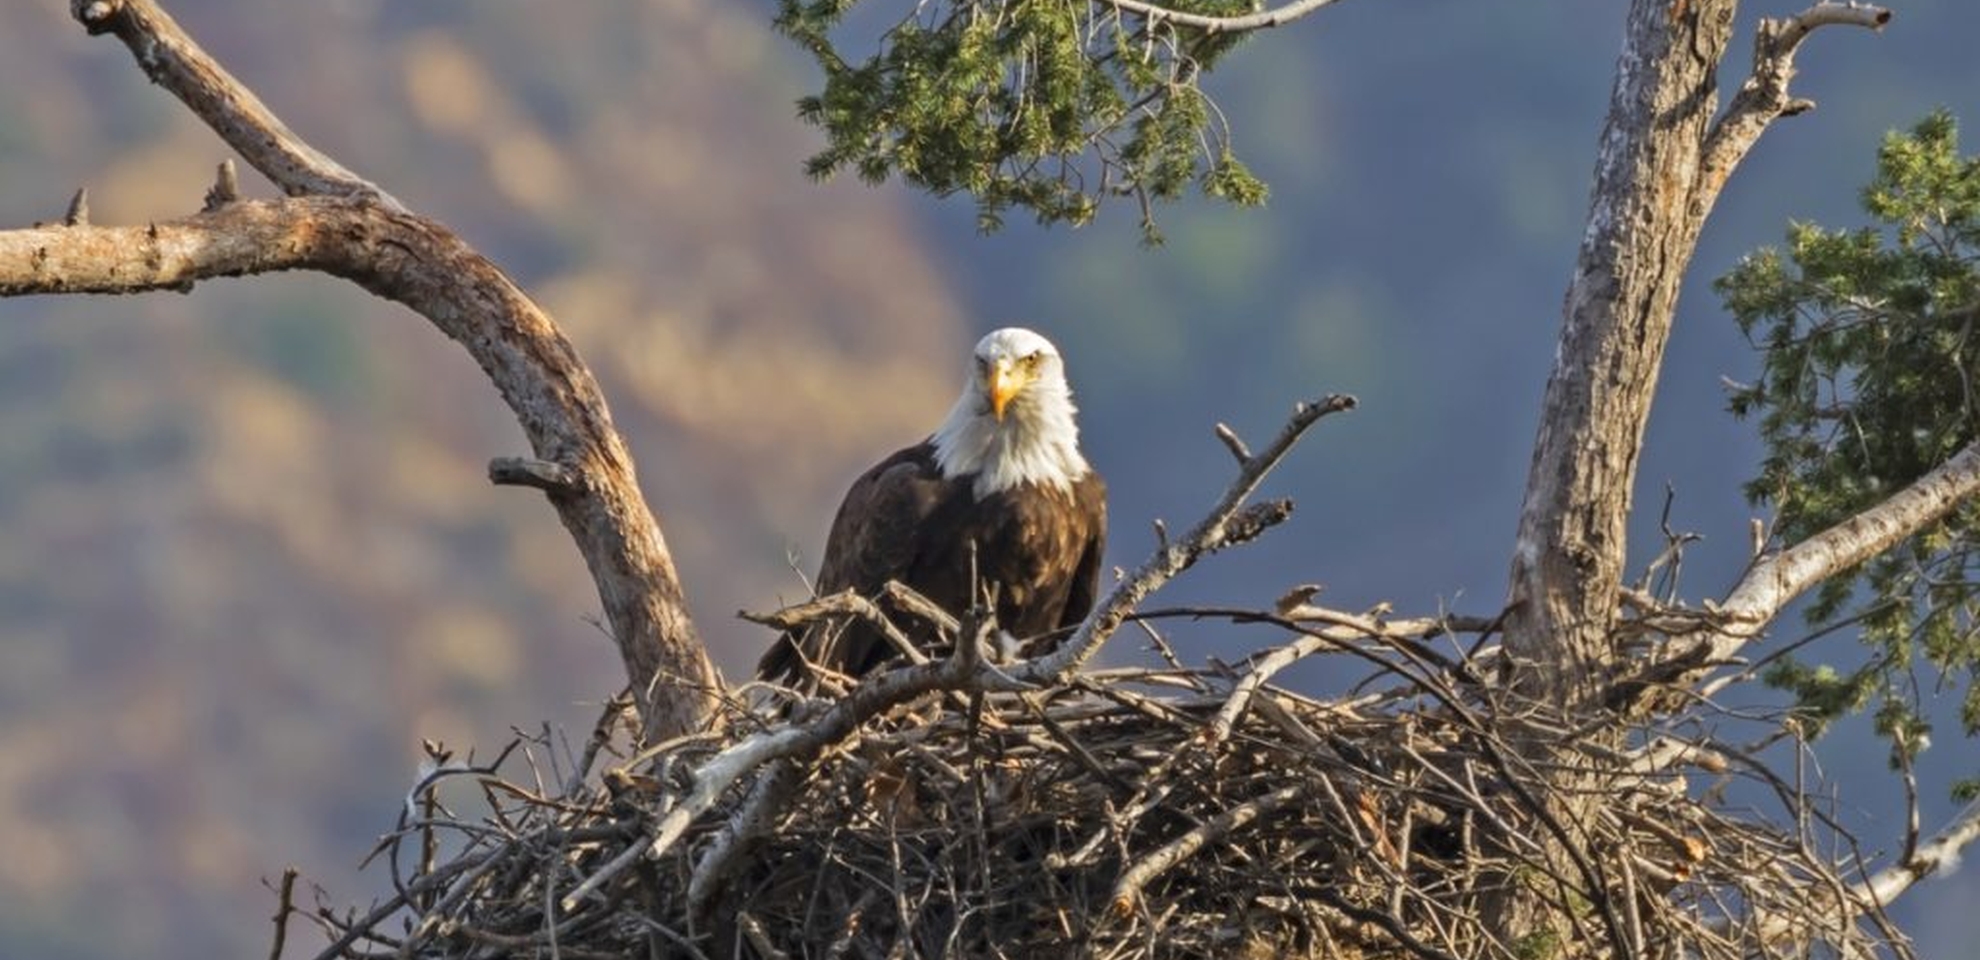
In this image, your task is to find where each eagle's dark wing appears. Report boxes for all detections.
[1057,470,1108,633]
[756,443,948,685]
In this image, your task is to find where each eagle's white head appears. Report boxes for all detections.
[932,327,1090,497]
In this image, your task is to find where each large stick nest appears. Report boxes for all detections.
[288,399,1912,959]
[302,643,1904,960]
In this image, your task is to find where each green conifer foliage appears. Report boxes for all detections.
[1718,112,1980,779]
[776,0,1269,241]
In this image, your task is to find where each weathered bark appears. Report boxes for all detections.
[1505,0,1888,711]
[3,0,726,741]
[1494,0,1888,949]
[1504,0,1739,710]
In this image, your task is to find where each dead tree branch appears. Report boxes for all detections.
[1611,440,1980,702]
[1856,797,1980,907]
[1718,441,1980,626]
[71,0,401,205]
[1505,0,1885,709]
[1701,2,1893,198]
[1020,394,1357,683]
[1102,0,1353,34]
[1109,783,1304,913]
[3,0,723,741]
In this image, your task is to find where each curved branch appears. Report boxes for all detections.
[1857,797,1980,907]
[35,0,722,740]
[1699,2,1891,198]
[1723,798,1980,947]
[0,195,720,740]
[71,0,401,207]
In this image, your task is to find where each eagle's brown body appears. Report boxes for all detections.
[757,440,1106,684]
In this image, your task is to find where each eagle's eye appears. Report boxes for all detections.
[1021,351,1044,371]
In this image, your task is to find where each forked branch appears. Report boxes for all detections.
[1020,394,1357,683]
[1649,440,1980,683]
[1700,2,1891,197]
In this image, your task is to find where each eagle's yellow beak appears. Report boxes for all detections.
[987,358,1025,421]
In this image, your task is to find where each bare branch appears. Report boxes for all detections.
[685,760,803,915]
[488,457,580,493]
[1700,2,1891,198]
[618,611,1017,882]
[204,158,241,212]
[741,587,932,682]
[1110,784,1303,913]
[1857,798,1980,907]
[28,0,727,734]
[1213,422,1251,464]
[1019,394,1357,683]
[0,197,340,295]
[1278,601,1497,643]
[881,579,962,634]
[1602,441,1980,715]
[64,188,89,227]
[0,193,720,740]
[1504,0,1742,706]
[1103,0,1352,34]
[1510,0,1884,714]
[1717,441,1980,646]
[1203,632,1340,748]
[70,0,401,206]
[266,866,298,960]
[1726,798,1980,948]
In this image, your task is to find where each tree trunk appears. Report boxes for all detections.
[1505,0,1736,711]
[1492,1,1739,950]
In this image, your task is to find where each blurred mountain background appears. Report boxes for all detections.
[0,0,1974,956]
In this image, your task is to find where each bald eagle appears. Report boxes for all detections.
[758,327,1107,687]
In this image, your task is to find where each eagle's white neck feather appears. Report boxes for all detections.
[931,329,1089,498]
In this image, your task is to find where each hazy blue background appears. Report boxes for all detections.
[0,0,1974,955]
